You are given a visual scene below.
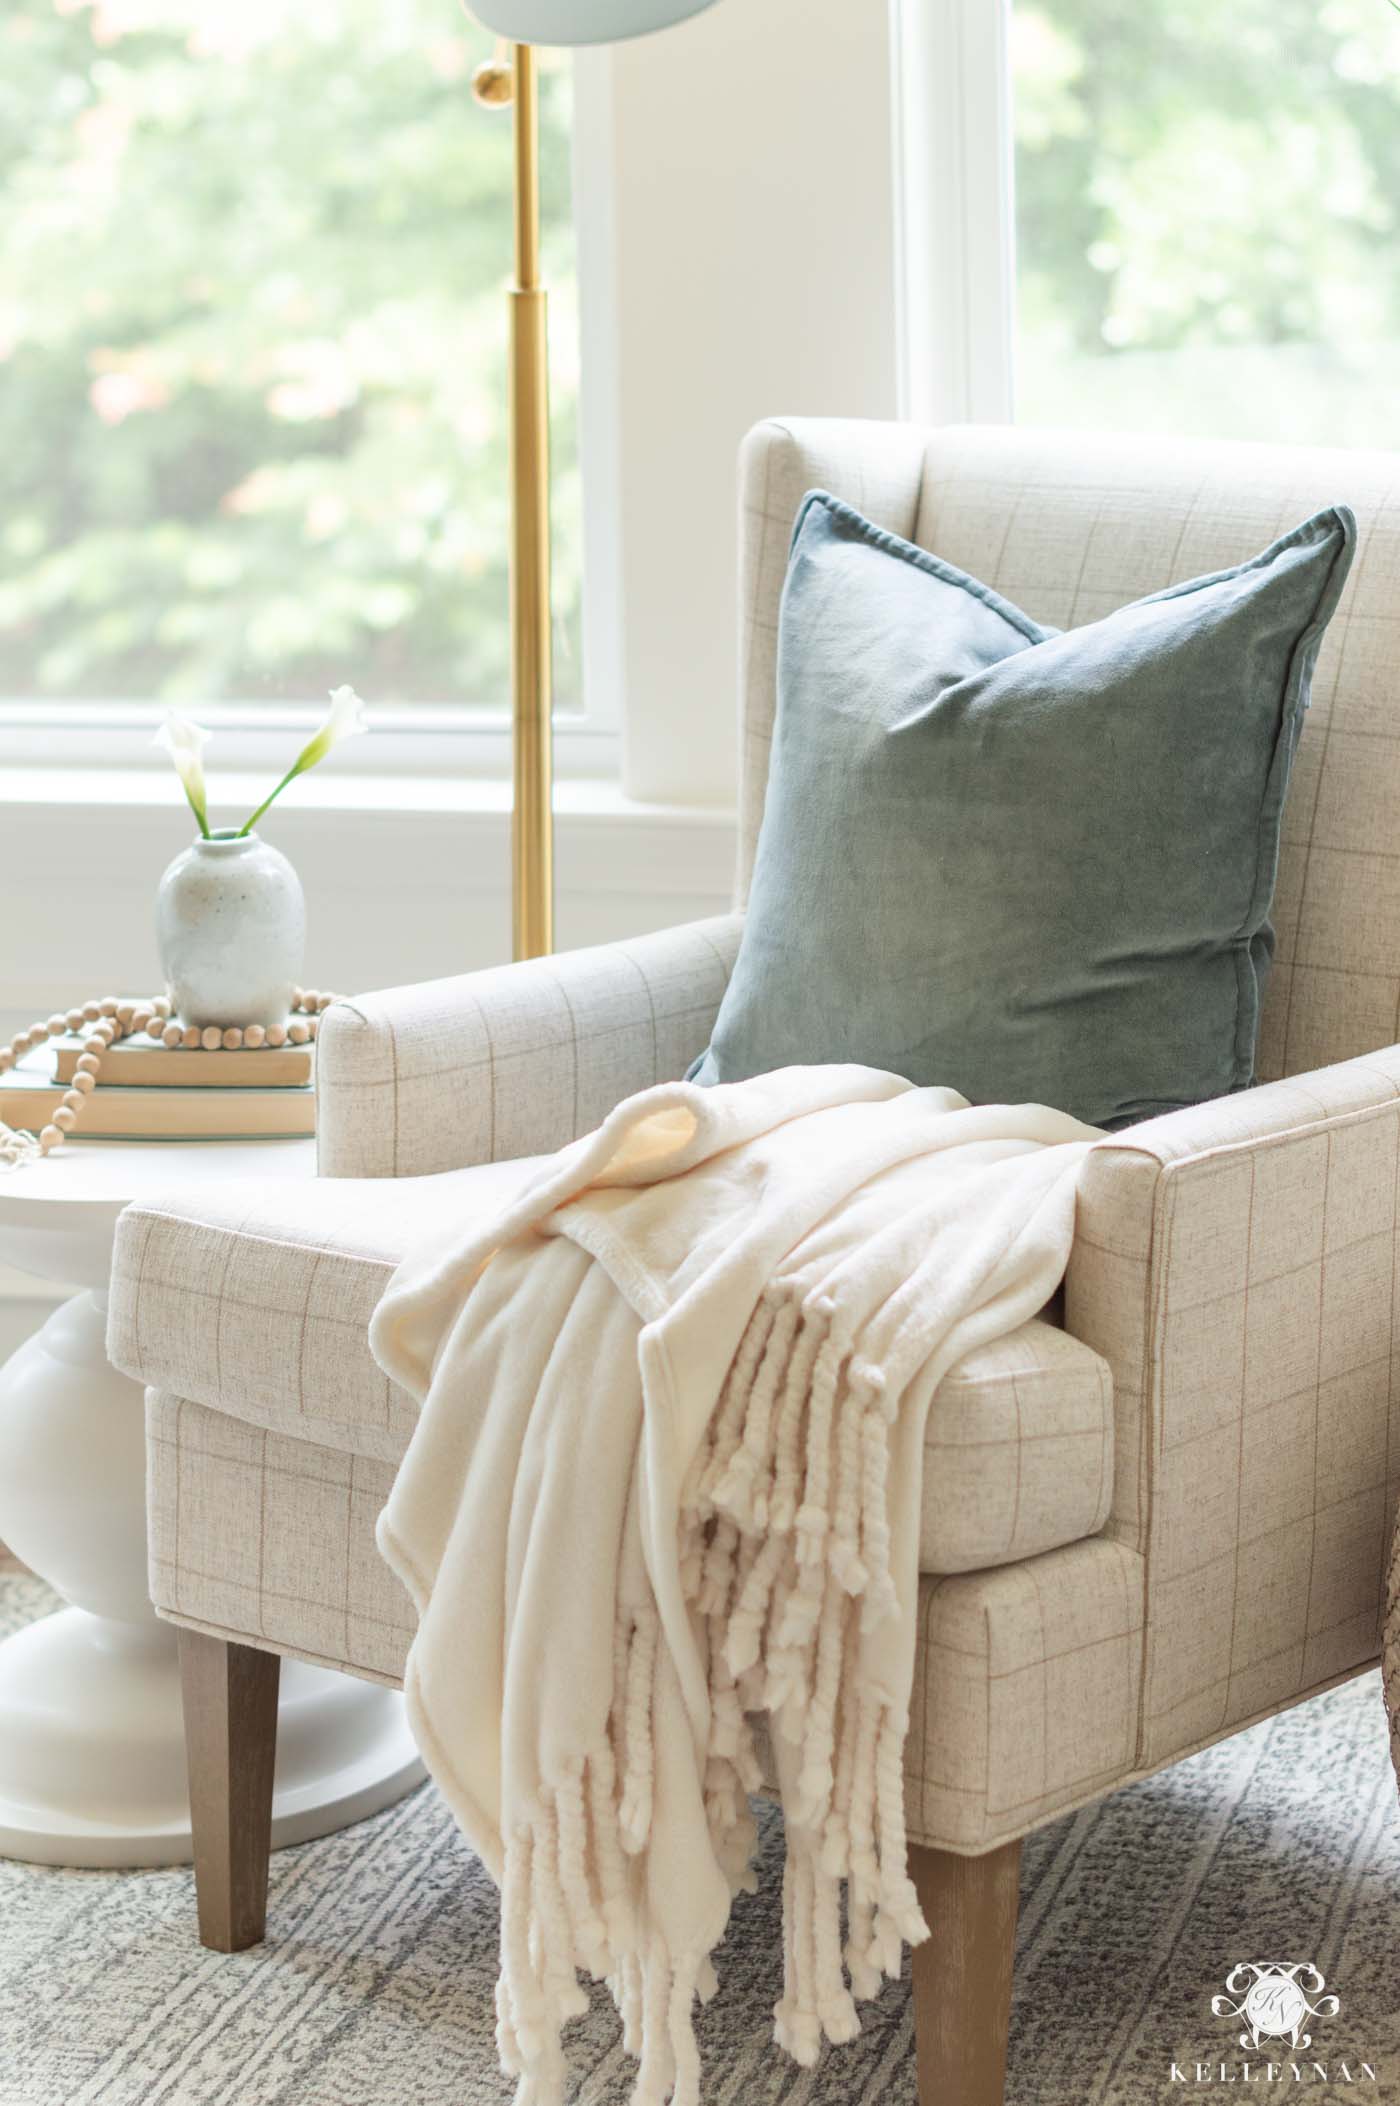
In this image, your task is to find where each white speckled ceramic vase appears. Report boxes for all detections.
[155,831,306,1027]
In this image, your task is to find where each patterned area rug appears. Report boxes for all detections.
[2,1575,1398,2105]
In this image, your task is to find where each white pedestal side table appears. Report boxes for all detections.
[0,1135,425,1867]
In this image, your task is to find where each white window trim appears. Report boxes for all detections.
[0,53,622,791]
[0,701,616,783]
[890,0,1016,428]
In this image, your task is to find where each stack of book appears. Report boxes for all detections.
[0,1030,315,1140]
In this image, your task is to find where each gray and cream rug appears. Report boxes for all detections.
[2,1574,1398,2105]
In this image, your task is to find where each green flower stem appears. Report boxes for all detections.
[236,756,312,837]
[236,703,358,835]
[183,778,212,839]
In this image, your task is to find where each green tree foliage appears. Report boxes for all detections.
[1016,0,1400,442]
[0,0,579,705]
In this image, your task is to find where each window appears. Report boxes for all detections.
[0,0,580,714]
[1012,0,1400,444]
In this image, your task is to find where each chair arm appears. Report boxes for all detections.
[316,913,743,1178]
[1065,1046,1400,1762]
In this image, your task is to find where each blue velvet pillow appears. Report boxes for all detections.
[691,490,1355,1127]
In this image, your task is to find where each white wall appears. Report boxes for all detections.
[596,0,901,807]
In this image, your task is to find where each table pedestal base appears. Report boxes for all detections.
[0,1289,425,1869]
[0,1604,424,1868]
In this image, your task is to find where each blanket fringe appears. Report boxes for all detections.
[499,1748,717,2106]
[500,1285,927,2106]
[695,1290,928,2055]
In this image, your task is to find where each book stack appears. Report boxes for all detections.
[0,1030,315,1140]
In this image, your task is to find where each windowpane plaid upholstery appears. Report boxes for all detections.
[146,1391,412,1685]
[911,1536,1144,1850]
[316,914,744,1179]
[114,1187,1114,1578]
[147,1389,1369,1854]
[111,1159,548,1467]
[923,1320,1112,1574]
[144,1392,1137,1850]
[127,418,1400,1868]
[1067,1043,1400,1767]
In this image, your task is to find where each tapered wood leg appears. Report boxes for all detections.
[178,1630,281,1952]
[909,1837,1022,2106]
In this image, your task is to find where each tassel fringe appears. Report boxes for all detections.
[498,1285,926,2105]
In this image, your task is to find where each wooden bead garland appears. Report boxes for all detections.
[0,988,340,1157]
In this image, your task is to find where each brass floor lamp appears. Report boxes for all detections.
[469,0,720,961]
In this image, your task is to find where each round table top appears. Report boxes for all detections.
[0,1134,315,1222]
[0,1135,315,1289]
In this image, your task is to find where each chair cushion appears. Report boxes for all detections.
[694,487,1356,1127]
[109,1163,1114,1575]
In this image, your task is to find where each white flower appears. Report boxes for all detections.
[297,684,369,773]
[153,714,212,836]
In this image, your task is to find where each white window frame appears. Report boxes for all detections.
[0,53,623,791]
[890,0,1016,429]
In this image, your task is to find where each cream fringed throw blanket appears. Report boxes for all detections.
[371,1066,1098,2106]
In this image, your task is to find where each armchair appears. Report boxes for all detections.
[108,419,1400,2105]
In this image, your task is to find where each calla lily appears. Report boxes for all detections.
[236,686,369,836]
[294,684,368,773]
[153,714,212,837]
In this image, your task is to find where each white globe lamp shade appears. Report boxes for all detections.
[471,0,720,44]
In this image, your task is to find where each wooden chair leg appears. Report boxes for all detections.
[909,1837,1022,2106]
[178,1629,281,1953]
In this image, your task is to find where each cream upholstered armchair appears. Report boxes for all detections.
[108,421,1400,2106]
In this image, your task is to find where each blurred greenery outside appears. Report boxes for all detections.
[0,0,580,710]
[1013,0,1400,444]
[7,3,1400,713]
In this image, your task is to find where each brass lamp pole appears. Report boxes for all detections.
[468,1,721,964]
[473,42,553,961]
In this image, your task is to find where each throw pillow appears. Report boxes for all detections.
[691,489,1355,1127]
